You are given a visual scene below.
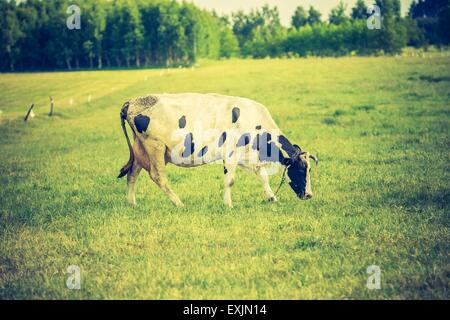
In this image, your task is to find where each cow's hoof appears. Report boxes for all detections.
[268,196,278,203]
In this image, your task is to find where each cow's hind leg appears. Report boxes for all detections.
[143,141,184,207]
[223,163,237,208]
[127,161,142,206]
[255,166,277,203]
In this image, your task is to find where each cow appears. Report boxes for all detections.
[118,93,318,207]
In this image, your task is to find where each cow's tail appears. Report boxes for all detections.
[118,102,135,179]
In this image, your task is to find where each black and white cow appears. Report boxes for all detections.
[118,93,318,207]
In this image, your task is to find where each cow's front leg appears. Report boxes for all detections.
[255,166,277,203]
[127,161,142,206]
[143,141,184,207]
[223,163,237,208]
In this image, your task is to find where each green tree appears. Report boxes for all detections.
[307,6,322,25]
[104,0,144,67]
[352,0,368,19]
[157,1,181,65]
[291,6,307,29]
[83,0,107,68]
[196,9,221,60]
[83,40,94,69]
[138,1,160,65]
[409,0,450,45]
[122,0,144,67]
[438,4,450,44]
[15,0,40,70]
[232,5,285,58]
[232,10,256,52]
[219,16,239,58]
[329,1,349,25]
[404,17,427,47]
[0,0,23,71]
[375,0,407,54]
[34,0,70,70]
[0,0,417,71]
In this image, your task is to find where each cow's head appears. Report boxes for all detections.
[285,145,318,200]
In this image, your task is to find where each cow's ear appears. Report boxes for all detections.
[292,145,302,159]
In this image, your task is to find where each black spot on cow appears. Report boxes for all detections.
[259,141,285,163]
[218,132,227,147]
[229,151,234,158]
[262,132,272,142]
[224,167,228,175]
[198,146,208,158]
[179,115,186,129]
[232,107,240,123]
[182,133,195,158]
[252,132,272,151]
[236,133,251,147]
[255,125,262,130]
[252,134,260,151]
[252,132,284,164]
[134,115,150,133]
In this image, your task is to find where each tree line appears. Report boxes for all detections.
[1,0,449,72]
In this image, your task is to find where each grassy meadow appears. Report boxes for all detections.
[0,55,449,299]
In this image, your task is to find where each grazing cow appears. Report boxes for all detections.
[118,93,318,207]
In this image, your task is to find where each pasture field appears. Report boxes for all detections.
[0,56,449,299]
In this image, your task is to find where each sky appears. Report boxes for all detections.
[187,0,414,26]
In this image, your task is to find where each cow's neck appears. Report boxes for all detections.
[277,134,298,166]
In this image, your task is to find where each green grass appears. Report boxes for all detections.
[0,55,449,299]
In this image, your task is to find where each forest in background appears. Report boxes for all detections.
[0,0,449,71]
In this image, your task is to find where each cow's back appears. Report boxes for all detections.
[153,93,277,130]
